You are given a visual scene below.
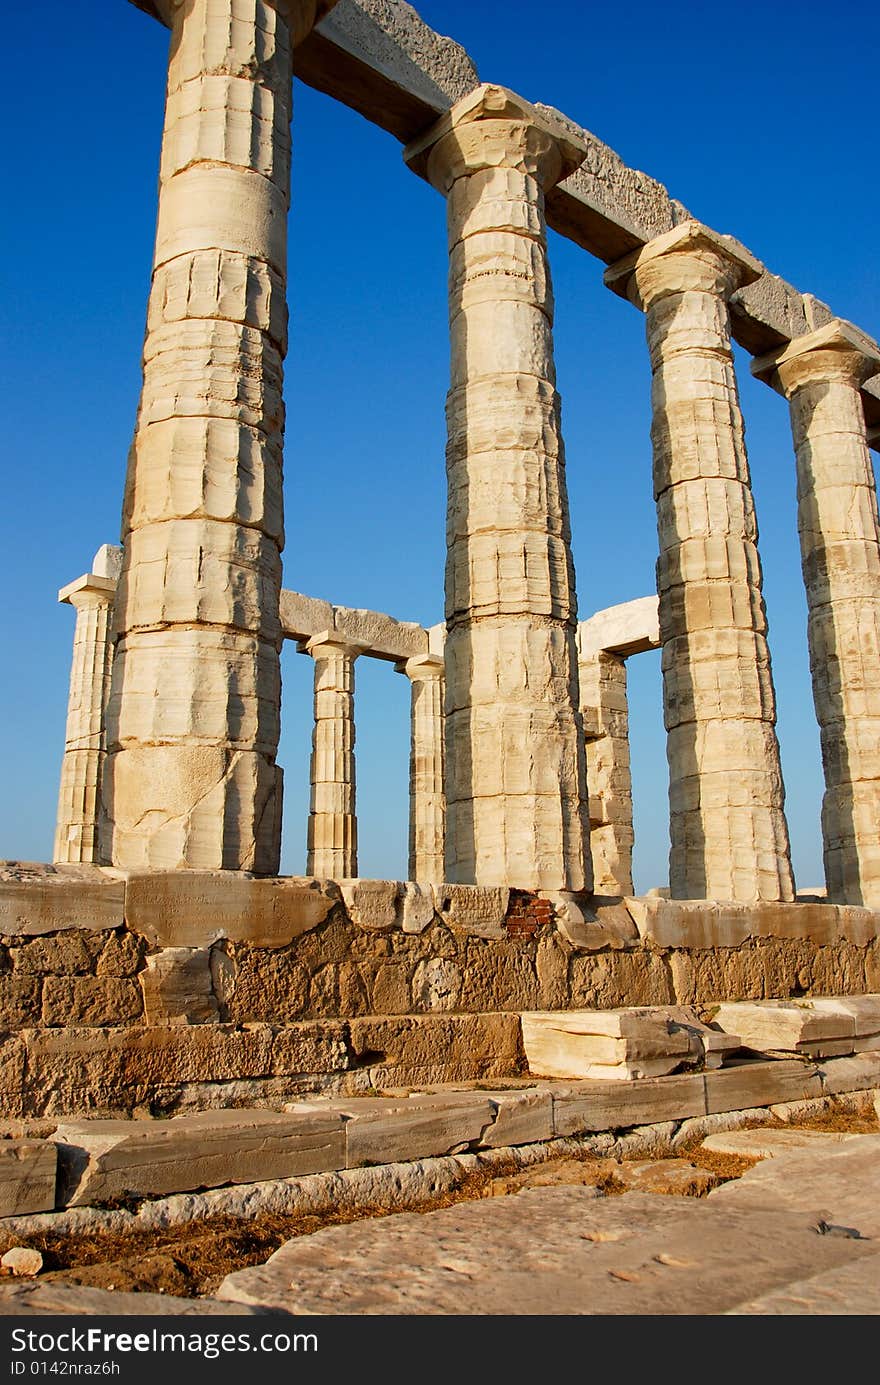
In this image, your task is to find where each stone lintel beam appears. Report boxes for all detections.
[751,319,880,394]
[578,596,660,661]
[125,0,879,397]
[282,589,430,662]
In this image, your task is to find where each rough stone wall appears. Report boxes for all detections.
[1,867,879,1116]
[1,869,878,1029]
[0,930,146,1031]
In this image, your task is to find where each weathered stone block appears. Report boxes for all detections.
[0,879,124,938]
[0,978,42,1028]
[224,948,310,1023]
[523,1009,691,1080]
[552,1070,708,1136]
[124,873,338,948]
[339,880,400,930]
[411,957,462,1012]
[10,932,99,976]
[41,978,142,1028]
[288,1092,493,1167]
[55,1108,347,1206]
[703,1060,823,1114]
[96,931,144,978]
[348,1013,523,1085]
[480,1088,554,1147]
[813,1052,880,1096]
[268,1022,351,1076]
[712,1000,855,1053]
[434,884,509,938]
[0,1141,57,1217]
[139,948,219,1025]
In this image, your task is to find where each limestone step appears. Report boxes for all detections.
[54,1108,346,1207]
[286,1092,496,1167]
[35,1052,880,1211]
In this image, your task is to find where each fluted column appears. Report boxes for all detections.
[54,548,123,864]
[754,321,880,904]
[405,85,591,891]
[104,0,331,873]
[303,634,363,879]
[398,654,446,883]
[606,222,794,903]
[579,649,634,895]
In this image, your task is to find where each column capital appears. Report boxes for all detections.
[604,221,762,311]
[396,653,446,681]
[299,630,368,659]
[403,84,585,194]
[58,573,118,608]
[751,319,880,397]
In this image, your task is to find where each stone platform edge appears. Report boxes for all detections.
[1,1052,878,1227]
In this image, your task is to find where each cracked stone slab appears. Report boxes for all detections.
[726,1256,880,1315]
[218,1184,876,1315]
[702,1128,860,1160]
[0,878,125,937]
[709,1134,880,1240]
[287,1093,495,1166]
[55,1109,347,1207]
[0,1282,277,1316]
[124,872,339,948]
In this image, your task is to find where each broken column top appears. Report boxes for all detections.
[403,82,586,189]
[604,220,764,307]
[751,318,880,393]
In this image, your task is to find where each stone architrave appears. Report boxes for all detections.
[397,654,446,883]
[753,321,880,905]
[606,222,794,904]
[102,0,332,873]
[54,548,123,864]
[405,85,591,892]
[302,633,364,880]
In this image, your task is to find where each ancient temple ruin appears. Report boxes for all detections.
[4,0,880,1131]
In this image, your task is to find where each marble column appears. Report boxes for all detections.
[104,0,330,873]
[606,222,794,903]
[579,649,634,895]
[754,320,880,905]
[405,84,591,892]
[54,548,123,865]
[398,654,446,884]
[303,633,362,880]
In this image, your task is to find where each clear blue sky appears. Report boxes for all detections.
[1,1,878,891]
